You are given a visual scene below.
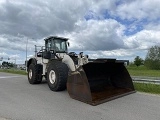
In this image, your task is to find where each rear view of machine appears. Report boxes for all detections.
[27,36,135,105]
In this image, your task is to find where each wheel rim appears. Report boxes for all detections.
[29,69,32,79]
[49,70,56,84]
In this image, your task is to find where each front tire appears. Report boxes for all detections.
[28,64,42,84]
[47,60,69,91]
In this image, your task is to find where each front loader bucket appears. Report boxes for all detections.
[67,59,135,105]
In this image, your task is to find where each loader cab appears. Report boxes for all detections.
[41,36,68,59]
[44,36,68,53]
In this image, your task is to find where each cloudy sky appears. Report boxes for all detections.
[0,0,160,64]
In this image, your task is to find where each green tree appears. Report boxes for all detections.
[2,61,15,68]
[2,61,8,67]
[134,56,144,67]
[145,46,160,70]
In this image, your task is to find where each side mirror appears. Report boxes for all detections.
[67,42,70,47]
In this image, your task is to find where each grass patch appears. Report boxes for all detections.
[134,82,160,94]
[0,69,27,75]
[127,65,160,77]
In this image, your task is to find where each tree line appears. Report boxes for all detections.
[134,45,160,70]
[1,61,15,68]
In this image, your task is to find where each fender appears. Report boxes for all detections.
[62,54,76,71]
[27,58,37,68]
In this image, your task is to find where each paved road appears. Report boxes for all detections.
[0,72,160,120]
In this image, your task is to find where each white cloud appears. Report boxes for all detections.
[0,34,40,52]
[144,22,160,31]
[0,0,160,63]
[64,19,126,51]
[124,30,160,50]
[0,52,8,57]
[88,49,134,58]
[90,0,117,13]
[109,0,160,21]
[0,0,90,38]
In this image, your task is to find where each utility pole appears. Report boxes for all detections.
[26,38,28,72]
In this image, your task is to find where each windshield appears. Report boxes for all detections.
[53,39,67,53]
[45,38,68,53]
[53,40,67,52]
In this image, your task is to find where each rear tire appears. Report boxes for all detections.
[47,60,69,91]
[28,64,42,84]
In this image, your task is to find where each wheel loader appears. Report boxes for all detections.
[27,36,135,105]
